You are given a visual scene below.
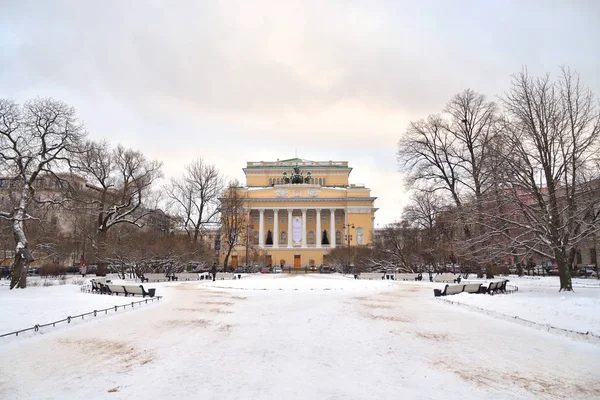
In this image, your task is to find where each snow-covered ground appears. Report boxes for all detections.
[1,274,599,399]
[437,276,600,337]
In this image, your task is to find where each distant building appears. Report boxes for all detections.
[220,158,377,268]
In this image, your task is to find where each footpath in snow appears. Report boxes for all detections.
[1,274,599,399]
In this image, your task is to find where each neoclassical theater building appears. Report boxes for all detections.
[227,158,377,268]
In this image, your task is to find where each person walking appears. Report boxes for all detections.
[211,263,217,282]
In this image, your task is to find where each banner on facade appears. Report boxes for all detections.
[292,217,302,244]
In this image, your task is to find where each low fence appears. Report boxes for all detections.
[0,296,162,339]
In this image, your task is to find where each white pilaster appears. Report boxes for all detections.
[273,209,279,248]
[330,209,336,248]
[316,209,321,248]
[287,209,293,248]
[301,208,307,248]
[258,209,265,247]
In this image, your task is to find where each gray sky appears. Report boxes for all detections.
[1,0,599,225]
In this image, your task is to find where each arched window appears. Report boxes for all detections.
[335,231,342,245]
[356,227,364,245]
[308,230,315,245]
[269,178,273,185]
[310,178,314,184]
[253,231,259,245]
[280,231,287,245]
[318,178,322,186]
[323,178,326,186]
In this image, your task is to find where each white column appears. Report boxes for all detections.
[258,209,265,247]
[273,209,279,248]
[316,208,322,248]
[330,209,336,248]
[287,209,293,248]
[301,208,307,248]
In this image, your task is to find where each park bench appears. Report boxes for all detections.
[382,272,396,280]
[433,284,465,297]
[483,280,510,295]
[144,274,171,282]
[397,273,418,281]
[176,273,200,281]
[462,283,482,294]
[434,274,457,283]
[105,284,127,296]
[121,285,156,298]
[90,278,112,294]
[103,283,156,297]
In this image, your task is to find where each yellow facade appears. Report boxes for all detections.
[225,158,377,267]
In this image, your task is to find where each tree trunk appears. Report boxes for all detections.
[556,250,573,291]
[96,229,108,276]
[223,248,232,271]
[10,193,33,289]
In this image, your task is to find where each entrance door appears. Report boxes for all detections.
[232,256,238,269]
[294,255,301,269]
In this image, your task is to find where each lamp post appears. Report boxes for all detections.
[344,223,355,247]
[245,222,253,268]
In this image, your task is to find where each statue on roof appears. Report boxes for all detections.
[284,164,311,184]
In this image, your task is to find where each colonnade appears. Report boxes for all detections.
[252,208,342,249]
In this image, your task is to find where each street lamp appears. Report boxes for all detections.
[245,222,253,268]
[343,223,355,247]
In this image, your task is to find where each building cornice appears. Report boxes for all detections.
[244,197,377,203]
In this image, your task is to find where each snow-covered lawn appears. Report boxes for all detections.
[438,276,600,336]
[1,274,599,399]
[0,278,168,335]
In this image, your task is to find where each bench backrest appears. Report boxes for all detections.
[463,283,481,293]
[107,284,127,294]
[488,281,499,291]
[124,285,144,295]
[445,284,465,295]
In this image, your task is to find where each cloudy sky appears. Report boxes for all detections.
[1,0,599,225]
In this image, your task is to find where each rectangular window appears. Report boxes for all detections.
[281,217,286,225]
[267,217,273,224]
[322,217,328,224]
[308,216,314,224]
[253,216,259,225]
[336,216,341,224]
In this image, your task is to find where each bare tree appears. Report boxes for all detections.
[104,225,211,280]
[397,90,499,243]
[219,180,247,270]
[494,68,600,291]
[370,221,421,272]
[77,141,164,231]
[75,140,163,271]
[166,158,224,242]
[403,190,449,266]
[0,98,85,288]
[398,90,507,276]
